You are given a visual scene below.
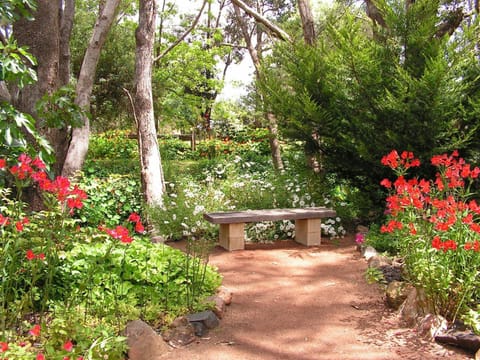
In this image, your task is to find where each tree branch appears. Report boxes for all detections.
[153,0,207,62]
[230,0,291,42]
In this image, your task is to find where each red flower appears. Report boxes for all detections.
[37,353,45,360]
[37,253,46,260]
[0,214,10,226]
[380,178,392,188]
[26,249,36,261]
[32,157,46,170]
[0,341,8,352]
[15,217,29,232]
[381,150,399,169]
[135,221,145,233]
[63,340,74,352]
[128,212,141,223]
[29,324,41,337]
[0,158,6,169]
[431,236,442,250]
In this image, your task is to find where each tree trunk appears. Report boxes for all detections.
[297,0,316,45]
[297,0,321,172]
[135,0,165,207]
[13,0,61,169]
[233,3,284,171]
[62,0,121,178]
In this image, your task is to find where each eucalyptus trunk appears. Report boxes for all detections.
[62,0,121,178]
[135,0,165,207]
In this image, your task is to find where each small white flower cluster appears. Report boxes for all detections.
[321,217,346,238]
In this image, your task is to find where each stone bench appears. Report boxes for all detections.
[203,207,336,251]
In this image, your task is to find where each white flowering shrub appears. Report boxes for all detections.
[148,148,349,243]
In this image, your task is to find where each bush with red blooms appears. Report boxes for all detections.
[379,150,480,324]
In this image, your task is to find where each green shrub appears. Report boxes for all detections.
[75,173,143,227]
[88,130,138,159]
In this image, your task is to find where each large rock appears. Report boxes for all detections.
[161,316,196,348]
[187,310,220,329]
[205,295,226,319]
[367,255,392,269]
[217,285,233,305]
[125,320,170,360]
[385,281,412,310]
[417,314,448,340]
[398,287,432,327]
[435,330,480,353]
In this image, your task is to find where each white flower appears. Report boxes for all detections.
[336,217,341,222]
[193,204,206,215]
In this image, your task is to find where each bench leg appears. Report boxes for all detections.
[295,218,321,246]
[219,223,245,251]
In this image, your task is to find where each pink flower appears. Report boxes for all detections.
[355,233,365,244]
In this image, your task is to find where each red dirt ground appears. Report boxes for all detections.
[163,235,474,360]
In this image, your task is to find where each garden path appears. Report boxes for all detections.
[164,235,473,360]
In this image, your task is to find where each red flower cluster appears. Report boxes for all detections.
[381,150,480,253]
[431,150,480,190]
[431,236,457,252]
[1,154,88,214]
[100,225,133,244]
[464,240,480,252]
[26,249,45,261]
[128,212,145,234]
[381,150,421,170]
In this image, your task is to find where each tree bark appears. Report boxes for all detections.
[135,0,165,207]
[297,0,316,45]
[233,3,284,171]
[62,0,121,178]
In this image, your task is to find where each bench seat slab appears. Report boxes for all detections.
[219,223,245,251]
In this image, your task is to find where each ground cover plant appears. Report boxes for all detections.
[371,150,480,333]
[0,153,221,359]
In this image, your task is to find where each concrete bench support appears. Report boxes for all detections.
[204,207,336,251]
[219,223,245,251]
[295,218,322,246]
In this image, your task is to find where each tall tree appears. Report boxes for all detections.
[231,0,290,170]
[134,0,165,207]
[62,0,121,178]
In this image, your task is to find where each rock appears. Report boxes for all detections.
[398,287,432,327]
[125,320,170,360]
[368,255,392,269]
[385,281,412,310]
[380,264,403,283]
[151,235,165,244]
[361,245,377,260]
[205,295,226,319]
[191,321,207,337]
[187,310,220,329]
[435,330,480,353]
[161,316,196,347]
[417,314,448,340]
[356,225,369,234]
[217,285,233,305]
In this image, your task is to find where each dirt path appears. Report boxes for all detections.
[164,236,473,360]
